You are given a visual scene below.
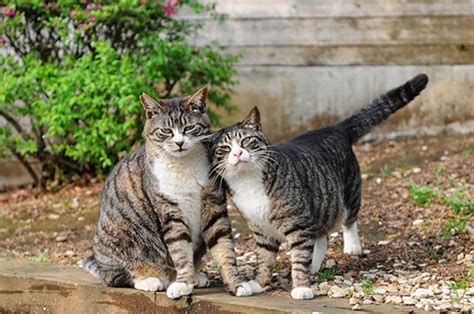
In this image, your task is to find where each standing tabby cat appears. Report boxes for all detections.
[209,74,429,299]
[80,88,255,298]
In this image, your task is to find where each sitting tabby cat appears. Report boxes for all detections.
[209,74,429,299]
[80,88,254,298]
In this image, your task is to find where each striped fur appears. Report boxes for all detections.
[81,88,249,298]
[209,74,429,299]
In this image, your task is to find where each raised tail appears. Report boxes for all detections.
[340,74,429,144]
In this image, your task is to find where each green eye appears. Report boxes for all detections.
[184,124,204,135]
[216,146,231,155]
[160,128,173,135]
[241,136,258,148]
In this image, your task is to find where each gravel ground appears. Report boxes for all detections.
[1,134,473,311]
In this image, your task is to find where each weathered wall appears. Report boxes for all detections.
[186,0,474,141]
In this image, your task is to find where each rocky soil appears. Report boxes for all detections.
[1,134,473,311]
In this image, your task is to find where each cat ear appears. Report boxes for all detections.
[183,87,207,113]
[240,106,261,130]
[140,93,168,119]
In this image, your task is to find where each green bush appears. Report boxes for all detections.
[0,1,239,187]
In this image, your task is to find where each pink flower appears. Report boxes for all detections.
[87,3,101,11]
[88,15,95,21]
[43,3,51,9]
[1,7,16,17]
[162,0,178,16]
[0,37,6,46]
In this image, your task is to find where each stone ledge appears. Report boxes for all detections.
[0,259,422,313]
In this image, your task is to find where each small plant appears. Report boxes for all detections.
[409,184,436,206]
[316,266,336,283]
[28,249,49,263]
[441,216,468,239]
[380,164,391,177]
[446,270,472,304]
[1,1,239,187]
[361,279,374,295]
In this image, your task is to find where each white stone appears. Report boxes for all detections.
[329,286,346,298]
[349,297,358,305]
[412,219,423,226]
[412,167,422,174]
[402,296,417,305]
[373,287,387,294]
[457,253,464,261]
[378,240,390,246]
[352,304,362,311]
[386,295,403,305]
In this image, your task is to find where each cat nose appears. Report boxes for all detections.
[175,141,184,148]
[233,150,242,158]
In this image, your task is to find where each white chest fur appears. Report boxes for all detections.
[152,149,209,245]
[226,172,284,242]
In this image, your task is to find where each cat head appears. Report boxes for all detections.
[210,106,270,176]
[140,87,211,157]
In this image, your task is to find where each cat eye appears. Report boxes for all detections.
[215,146,231,155]
[241,136,259,149]
[183,124,202,135]
[159,128,173,135]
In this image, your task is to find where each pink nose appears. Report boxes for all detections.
[233,150,242,158]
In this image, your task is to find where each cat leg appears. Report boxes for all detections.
[310,236,328,274]
[161,211,195,299]
[286,230,315,300]
[201,194,253,297]
[342,222,362,255]
[193,242,210,288]
[130,263,172,292]
[250,229,279,293]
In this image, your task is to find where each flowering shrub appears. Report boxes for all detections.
[0,1,239,188]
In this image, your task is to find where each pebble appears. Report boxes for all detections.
[386,295,403,305]
[421,145,428,151]
[412,167,421,174]
[391,171,402,179]
[349,297,358,305]
[325,259,336,268]
[375,178,382,185]
[352,304,362,311]
[47,214,60,220]
[55,234,68,242]
[412,219,423,226]
[362,249,371,255]
[373,287,387,294]
[329,286,346,298]
[77,216,85,222]
[378,240,390,246]
[402,297,416,305]
[457,253,464,261]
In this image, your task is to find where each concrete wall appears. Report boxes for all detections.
[186,0,474,141]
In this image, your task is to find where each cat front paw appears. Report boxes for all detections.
[235,282,253,297]
[291,286,314,300]
[193,272,211,288]
[166,281,193,299]
[133,277,167,292]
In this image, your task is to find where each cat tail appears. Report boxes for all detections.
[78,255,102,280]
[339,73,428,144]
[78,255,133,287]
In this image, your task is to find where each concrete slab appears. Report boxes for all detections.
[0,259,423,313]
